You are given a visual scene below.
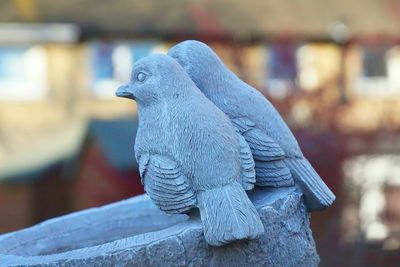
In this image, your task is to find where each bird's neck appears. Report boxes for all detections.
[137,103,157,122]
[137,96,180,121]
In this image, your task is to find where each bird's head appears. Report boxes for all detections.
[116,54,193,105]
[168,40,224,90]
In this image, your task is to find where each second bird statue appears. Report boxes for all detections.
[169,40,335,211]
[116,54,264,246]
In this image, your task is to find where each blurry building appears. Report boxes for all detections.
[0,116,143,233]
[73,117,143,211]
[341,154,400,266]
[0,121,84,232]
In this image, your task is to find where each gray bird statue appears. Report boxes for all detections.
[168,40,335,211]
[116,54,264,246]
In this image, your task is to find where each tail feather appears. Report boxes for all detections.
[197,182,264,246]
[285,158,335,211]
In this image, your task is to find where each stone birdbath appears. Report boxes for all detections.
[0,187,319,266]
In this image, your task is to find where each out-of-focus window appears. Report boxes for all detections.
[343,155,400,250]
[90,41,160,98]
[0,46,47,101]
[355,45,388,96]
[296,44,341,92]
[266,43,297,98]
[354,45,400,96]
[363,45,387,77]
[386,46,400,93]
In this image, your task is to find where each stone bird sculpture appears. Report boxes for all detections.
[168,41,335,211]
[116,54,264,246]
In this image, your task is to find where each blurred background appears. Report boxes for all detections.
[0,0,400,266]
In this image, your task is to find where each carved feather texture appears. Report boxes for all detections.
[197,181,264,246]
[285,158,335,211]
[231,117,294,188]
[231,117,256,133]
[254,160,294,187]
[128,54,266,247]
[140,154,197,214]
[231,117,285,161]
[236,133,256,190]
[138,153,150,184]
[168,40,335,211]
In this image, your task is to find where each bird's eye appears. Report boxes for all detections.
[137,72,147,82]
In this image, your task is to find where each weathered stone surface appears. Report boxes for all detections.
[169,40,335,212]
[117,54,265,247]
[0,187,319,267]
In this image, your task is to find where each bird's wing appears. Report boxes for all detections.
[236,132,256,190]
[138,154,197,213]
[231,117,294,187]
[231,117,285,161]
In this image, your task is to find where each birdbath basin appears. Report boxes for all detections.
[0,187,319,266]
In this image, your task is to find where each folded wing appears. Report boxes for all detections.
[138,154,197,213]
[231,117,294,187]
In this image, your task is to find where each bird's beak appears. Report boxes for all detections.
[116,84,135,100]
